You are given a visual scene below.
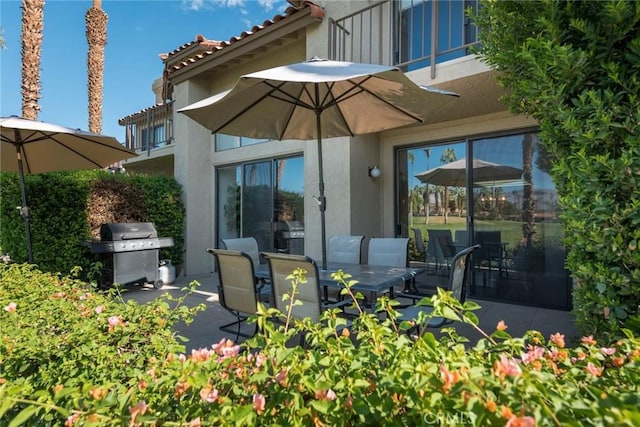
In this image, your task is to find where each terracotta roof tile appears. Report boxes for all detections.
[163,1,323,75]
[120,2,323,122]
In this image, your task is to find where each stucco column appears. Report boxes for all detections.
[173,80,214,276]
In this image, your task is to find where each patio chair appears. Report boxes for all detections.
[367,237,409,267]
[221,236,270,301]
[412,228,429,266]
[426,229,456,273]
[395,244,480,335]
[367,237,413,294]
[221,237,261,266]
[261,252,352,323]
[206,248,262,341]
[474,231,508,285]
[327,235,364,264]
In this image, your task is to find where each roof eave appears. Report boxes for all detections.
[168,7,320,85]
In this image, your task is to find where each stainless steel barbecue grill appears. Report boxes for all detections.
[84,222,174,289]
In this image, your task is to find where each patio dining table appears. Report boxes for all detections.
[255,262,427,308]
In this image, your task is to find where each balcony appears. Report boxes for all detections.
[118,101,175,176]
[118,101,174,154]
[328,0,481,79]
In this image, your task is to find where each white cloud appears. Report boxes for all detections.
[257,0,281,11]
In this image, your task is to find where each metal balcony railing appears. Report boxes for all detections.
[328,0,481,78]
[119,101,174,155]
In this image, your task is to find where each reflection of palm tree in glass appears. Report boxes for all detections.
[522,134,536,245]
[440,148,457,224]
[408,152,415,226]
[423,149,431,223]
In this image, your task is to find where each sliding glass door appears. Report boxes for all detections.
[216,156,304,254]
[399,131,570,309]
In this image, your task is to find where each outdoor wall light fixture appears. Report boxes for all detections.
[368,166,381,178]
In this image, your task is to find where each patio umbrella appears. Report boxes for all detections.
[179,57,459,269]
[0,116,138,263]
[415,158,523,187]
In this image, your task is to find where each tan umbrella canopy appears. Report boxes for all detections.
[0,116,138,262]
[180,57,459,269]
[415,158,523,187]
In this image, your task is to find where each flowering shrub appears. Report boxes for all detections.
[1,265,639,425]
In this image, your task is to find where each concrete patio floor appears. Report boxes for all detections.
[122,271,579,352]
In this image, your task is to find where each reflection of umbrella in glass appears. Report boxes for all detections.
[180,57,459,269]
[1,116,138,263]
[415,158,522,187]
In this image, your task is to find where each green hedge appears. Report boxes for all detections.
[0,171,185,280]
[474,0,640,338]
[1,264,638,425]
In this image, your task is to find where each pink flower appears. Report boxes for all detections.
[200,386,219,403]
[494,354,522,380]
[64,413,80,427]
[254,352,267,367]
[276,369,288,386]
[4,302,16,313]
[107,315,124,333]
[585,362,603,377]
[506,415,536,427]
[94,305,105,314]
[550,333,565,348]
[600,347,616,356]
[521,346,545,365]
[129,401,148,423]
[315,389,338,401]
[581,335,597,345]
[253,393,266,413]
[496,320,508,331]
[189,418,202,427]
[190,348,212,362]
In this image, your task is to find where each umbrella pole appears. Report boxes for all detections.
[15,143,34,263]
[316,112,327,270]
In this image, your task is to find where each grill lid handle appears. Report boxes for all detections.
[120,233,153,240]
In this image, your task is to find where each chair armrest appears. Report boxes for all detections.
[322,299,352,310]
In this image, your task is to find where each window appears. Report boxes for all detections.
[397,130,570,310]
[215,134,269,151]
[395,0,480,71]
[217,156,304,254]
[141,124,165,150]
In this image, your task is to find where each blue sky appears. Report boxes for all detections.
[0,0,289,141]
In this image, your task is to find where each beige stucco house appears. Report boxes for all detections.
[120,1,570,310]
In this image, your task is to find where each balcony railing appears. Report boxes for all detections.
[328,0,480,78]
[119,101,174,154]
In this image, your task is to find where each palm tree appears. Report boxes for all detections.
[439,148,457,224]
[86,0,108,133]
[21,0,44,119]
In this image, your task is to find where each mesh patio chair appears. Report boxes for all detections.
[395,244,480,335]
[207,248,262,341]
[474,231,508,285]
[427,229,456,273]
[221,237,261,266]
[367,237,414,294]
[262,252,352,319]
[327,235,365,264]
[221,237,270,301]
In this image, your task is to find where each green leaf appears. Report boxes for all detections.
[8,406,39,427]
